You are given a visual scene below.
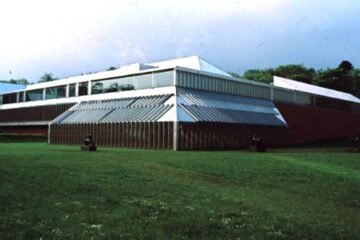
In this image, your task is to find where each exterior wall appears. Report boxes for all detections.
[50,122,173,150]
[0,103,75,123]
[0,125,48,136]
[178,122,290,150]
[276,103,360,144]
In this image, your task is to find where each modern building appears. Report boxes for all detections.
[0,56,360,150]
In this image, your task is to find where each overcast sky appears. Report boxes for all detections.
[0,0,359,82]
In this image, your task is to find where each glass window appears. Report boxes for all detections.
[118,76,135,91]
[104,80,118,93]
[154,71,174,87]
[18,92,24,102]
[91,79,118,95]
[2,93,17,104]
[26,89,43,102]
[69,84,76,97]
[45,85,66,99]
[78,82,88,96]
[135,74,152,89]
[91,81,104,95]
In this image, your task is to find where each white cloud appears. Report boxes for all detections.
[0,0,359,81]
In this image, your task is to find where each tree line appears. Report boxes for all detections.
[230,60,360,97]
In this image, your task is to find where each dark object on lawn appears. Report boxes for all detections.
[81,134,97,151]
[249,134,266,152]
[348,135,360,152]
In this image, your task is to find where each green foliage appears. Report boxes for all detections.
[273,64,315,84]
[0,143,359,239]
[106,66,117,71]
[238,64,315,85]
[243,69,273,84]
[338,60,354,73]
[232,60,360,97]
[0,78,29,85]
[38,72,58,83]
[314,64,360,95]
[9,78,29,85]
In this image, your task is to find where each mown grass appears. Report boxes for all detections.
[0,143,359,239]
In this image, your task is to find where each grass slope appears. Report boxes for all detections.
[0,143,359,239]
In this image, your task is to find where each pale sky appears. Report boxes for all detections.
[0,0,359,82]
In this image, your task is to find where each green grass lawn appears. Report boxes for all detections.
[0,143,359,239]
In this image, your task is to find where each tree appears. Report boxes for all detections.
[230,60,360,97]
[314,67,353,94]
[38,72,57,83]
[338,60,353,73]
[350,68,360,98]
[9,78,30,85]
[107,66,117,71]
[243,69,273,84]
[273,64,315,84]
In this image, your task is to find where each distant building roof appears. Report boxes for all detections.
[273,76,360,103]
[0,82,26,94]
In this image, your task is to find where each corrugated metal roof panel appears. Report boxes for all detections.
[99,105,173,123]
[178,88,277,114]
[74,98,134,110]
[61,109,112,123]
[180,105,286,126]
[71,95,171,112]
[129,95,170,107]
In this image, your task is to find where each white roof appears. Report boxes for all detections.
[273,76,360,103]
[151,56,231,77]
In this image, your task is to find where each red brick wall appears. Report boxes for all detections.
[276,103,360,144]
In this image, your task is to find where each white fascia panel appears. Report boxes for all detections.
[158,106,177,122]
[274,76,360,103]
[151,56,201,71]
[163,95,176,105]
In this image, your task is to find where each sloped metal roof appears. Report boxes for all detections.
[74,99,134,110]
[177,88,287,126]
[55,94,173,124]
[61,109,113,123]
[129,95,170,107]
[53,89,287,126]
[102,105,173,122]
[178,88,279,114]
[180,105,286,126]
